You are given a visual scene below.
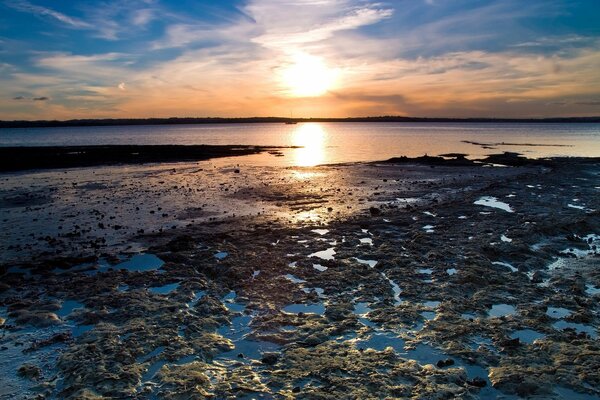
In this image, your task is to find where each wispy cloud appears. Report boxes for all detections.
[4,0,91,29]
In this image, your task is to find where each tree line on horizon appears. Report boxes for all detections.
[1,116,599,128]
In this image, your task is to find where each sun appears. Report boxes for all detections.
[281,53,337,97]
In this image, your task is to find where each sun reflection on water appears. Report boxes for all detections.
[292,123,326,167]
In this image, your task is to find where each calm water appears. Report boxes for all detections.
[0,122,598,167]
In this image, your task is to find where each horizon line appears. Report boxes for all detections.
[1,115,600,129]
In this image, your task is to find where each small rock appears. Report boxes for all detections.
[18,363,42,380]
[468,377,487,387]
[261,353,279,365]
[436,358,455,368]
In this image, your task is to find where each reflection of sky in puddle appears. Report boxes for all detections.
[311,229,329,235]
[421,311,436,321]
[418,268,433,275]
[492,261,518,272]
[554,386,600,400]
[355,258,377,268]
[149,282,179,295]
[114,253,164,273]
[359,237,373,246]
[546,306,571,319]
[217,313,281,361]
[552,320,597,338]
[586,284,600,295]
[469,335,494,350]
[309,247,336,260]
[510,329,545,344]
[57,300,84,318]
[446,268,457,275]
[283,303,325,315]
[423,300,440,308]
[313,264,327,272]
[72,324,94,338]
[223,291,245,313]
[462,312,477,320]
[381,273,402,305]
[474,196,514,213]
[488,304,516,318]
[353,302,372,315]
[214,251,229,260]
[284,273,306,284]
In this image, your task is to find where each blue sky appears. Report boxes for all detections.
[1,0,599,119]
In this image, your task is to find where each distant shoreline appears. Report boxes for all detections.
[1,116,599,129]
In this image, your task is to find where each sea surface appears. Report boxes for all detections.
[0,122,598,167]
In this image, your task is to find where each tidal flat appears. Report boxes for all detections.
[1,154,599,399]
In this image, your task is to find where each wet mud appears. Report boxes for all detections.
[1,155,599,399]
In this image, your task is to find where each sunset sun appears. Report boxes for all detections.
[281,53,338,97]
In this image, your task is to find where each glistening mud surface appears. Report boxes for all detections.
[1,156,599,399]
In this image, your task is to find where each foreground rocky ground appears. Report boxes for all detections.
[1,155,599,399]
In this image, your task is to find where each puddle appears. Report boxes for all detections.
[214,251,229,260]
[356,332,405,352]
[283,303,325,315]
[552,321,597,338]
[469,335,494,350]
[446,268,457,275]
[71,324,93,337]
[137,346,165,363]
[492,261,518,272]
[421,311,436,321]
[355,258,377,268]
[510,329,545,344]
[252,270,260,278]
[422,225,435,233]
[381,273,402,305]
[187,290,206,308]
[149,282,179,295]
[418,268,433,275]
[353,302,372,315]
[309,247,336,260]
[359,238,373,246]
[474,196,514,213]
[546,307,572,319]
[586,285,600,295]
[488,304,516,318]
[423,300,440,308]
[462,313,477,320]
[114,253,164,272]
[57,300,84,318]
[567,203,586,210]
[117,284,129,292]
[284,274,306,284]
[311,229,329,235]
[423,211,436,217]
[554,386,600,400]
[313,264,327,272]
[288,261,297,268]
[223,291,245,313]
[500,235,513,243]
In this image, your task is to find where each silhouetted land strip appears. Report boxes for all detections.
[0,145,293,172]
[1,116,599,128]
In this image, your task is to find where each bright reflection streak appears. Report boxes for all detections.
[292,123,326,167]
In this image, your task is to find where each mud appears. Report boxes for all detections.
[1,155,599,399]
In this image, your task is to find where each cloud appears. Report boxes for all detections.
[5,0,91,29]
[118,82,126,90]
[12,96,25,100]
[33,96,49,101]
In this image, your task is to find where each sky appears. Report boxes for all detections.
[0,0,599,120]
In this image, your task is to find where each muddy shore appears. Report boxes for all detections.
[1,155,599,399]
[0,145,293,172]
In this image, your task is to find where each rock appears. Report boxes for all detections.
[499,338,520,348]
[261,352,279,365]
[18,363,42,380]
[369,207,381,216]
[292,386,301,393]
[467,377,487,387]
[234,169,240,173]
[436,358,455,368]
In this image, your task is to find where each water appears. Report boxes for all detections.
[1,122,598,167]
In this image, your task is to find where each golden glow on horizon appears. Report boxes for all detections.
[292,123,326,167]
[281,53,338,97]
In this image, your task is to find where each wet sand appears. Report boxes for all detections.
[1,155,599,399]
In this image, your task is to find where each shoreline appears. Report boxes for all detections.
[1,155,599,399]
